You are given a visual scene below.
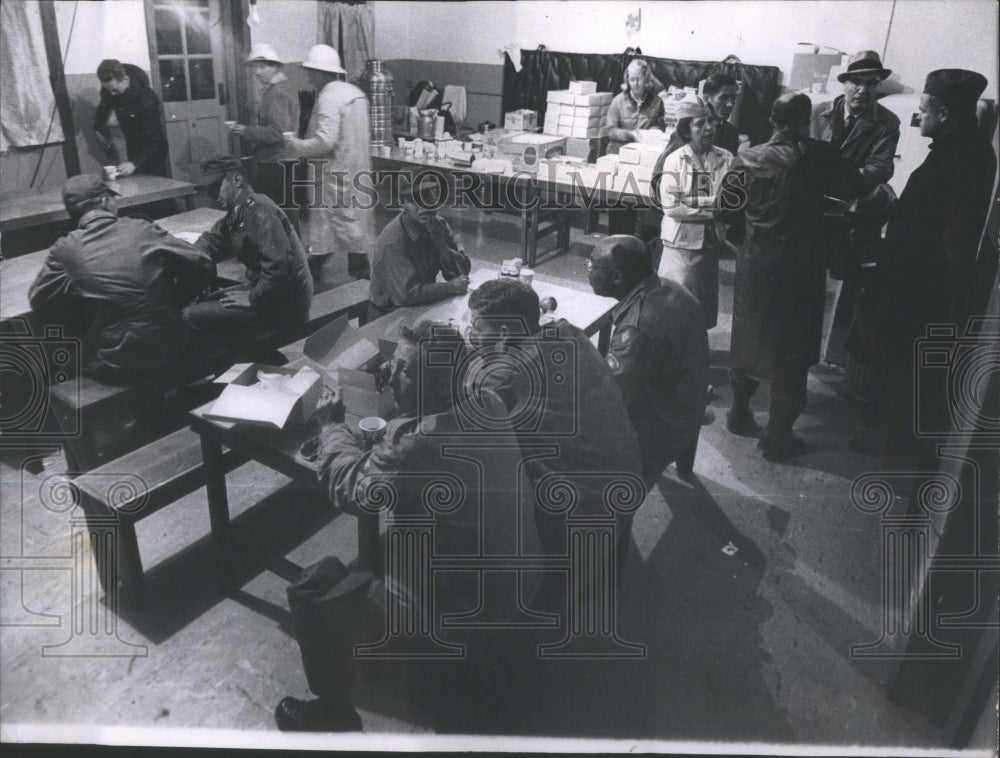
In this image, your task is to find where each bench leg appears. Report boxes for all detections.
[114,519,146,611]
[77,494,146,610]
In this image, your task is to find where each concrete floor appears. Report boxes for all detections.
[0,207,992,752]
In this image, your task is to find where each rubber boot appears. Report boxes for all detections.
[727,376,761,437]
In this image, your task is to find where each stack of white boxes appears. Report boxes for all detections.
[543,80,613,139]
[613,142,663,198]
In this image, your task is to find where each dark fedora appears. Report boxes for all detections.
[837,50,892,82]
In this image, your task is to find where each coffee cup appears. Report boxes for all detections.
[519,268,534,285]
[359,416,387,449]
[224,120,236,129]
[397,137,406,148]
[102,165,118,181]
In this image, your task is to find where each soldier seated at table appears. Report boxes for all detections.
[368,173,471,319]
[182,154,312,341]
[276,320,538,732]
[586,235,709,485]
[28,174,214,385]
[465,278,645,584]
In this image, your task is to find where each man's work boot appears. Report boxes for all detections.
[758,396,806,462]
[274,695,362,732]
[726,377,761,437]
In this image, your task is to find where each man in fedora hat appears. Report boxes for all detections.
[284,44,373,286]
[812,51,900,189]
[368,172,470,319]
[848,69,996,461]
[229,43,300,233]
[811,51,901,368]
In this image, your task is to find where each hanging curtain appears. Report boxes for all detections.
[0,0,64,151]
[317,1,374,85]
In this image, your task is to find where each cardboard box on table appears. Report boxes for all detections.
[568,80,597,95]
[497,132,567,173]
[206,364,325,429]
[504,109,538,131]
[301,315,395,420]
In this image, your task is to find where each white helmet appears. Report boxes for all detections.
[245,42,283,65]
[301,44,346,75]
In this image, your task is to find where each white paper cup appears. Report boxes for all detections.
[224,120,236,129]
[102,165,118,181]
[397,137,406,148]
[519,268,534,285]
[359,416,388,449]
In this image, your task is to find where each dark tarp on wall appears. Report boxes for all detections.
[503,47,780,145]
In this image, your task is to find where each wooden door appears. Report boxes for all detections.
[145,0,230,182]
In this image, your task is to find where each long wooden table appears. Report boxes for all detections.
[0,174,197,233]
[188,259,618,579]
[371,147,652,268]
[0,207,226,324]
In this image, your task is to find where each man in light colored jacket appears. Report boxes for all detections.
[285,44,373,285]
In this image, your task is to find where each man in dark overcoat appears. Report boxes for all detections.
[723,93,861,461]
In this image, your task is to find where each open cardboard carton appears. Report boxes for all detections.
[302,315,396,420]
[206,363,325,429]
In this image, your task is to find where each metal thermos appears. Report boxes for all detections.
[360,59,394,147]
[417,109,437,140]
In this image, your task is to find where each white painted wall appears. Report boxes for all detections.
[56,0,150,76]
[251,0,318,62]
[884,0,998,99]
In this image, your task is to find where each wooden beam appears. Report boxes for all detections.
[38,0,80,177]
[226,0,253,127]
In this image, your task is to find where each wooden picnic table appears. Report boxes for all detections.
[189,257,618,582]
[371,146,654,268]
[0,174,197,233]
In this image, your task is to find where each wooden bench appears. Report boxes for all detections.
[72,427,243,609]
[49,278,371,471]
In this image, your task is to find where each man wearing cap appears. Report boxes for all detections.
[229,43,300,233]
[722,93,862,461]
[28,175,213,384]
[849,69,996,457]
[368,173,471,318]
[284,44,373,284]
[586,234,709,485]
[181,154,313,339]
[93,59,169,178]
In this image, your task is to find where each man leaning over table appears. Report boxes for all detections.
[93,59,169,179]
[181,154,313,341]
[368,173,471,320]
[28,174,213,385]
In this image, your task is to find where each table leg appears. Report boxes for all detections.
[521,206,539,269]
[200,434,230,542]
[184,193,195,211]
[357,511,380,576]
